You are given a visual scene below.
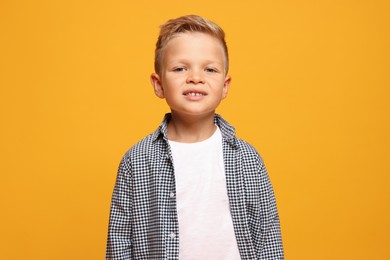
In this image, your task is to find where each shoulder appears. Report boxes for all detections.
[236,138,264,162]
[121,133,164,163]
[216,113,266,167]
[232,137,267,174]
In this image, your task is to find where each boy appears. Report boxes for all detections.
[106,15,284,259]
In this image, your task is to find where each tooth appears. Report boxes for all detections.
[186,92,204,96]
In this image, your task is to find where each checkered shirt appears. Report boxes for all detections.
[106,113,284,259]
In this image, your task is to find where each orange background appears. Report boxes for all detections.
[1,0,389,259]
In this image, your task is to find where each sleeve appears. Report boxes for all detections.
[258,162,285,259]
[106,156,133,260]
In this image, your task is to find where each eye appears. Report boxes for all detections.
[172,67,186,72]
[205,67,218,73]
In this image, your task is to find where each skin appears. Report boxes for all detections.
[150,32,231,143]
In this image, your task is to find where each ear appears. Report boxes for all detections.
[222,75,231,99]
[150,73,165,99]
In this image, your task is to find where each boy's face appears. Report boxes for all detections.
[151,32,231,118]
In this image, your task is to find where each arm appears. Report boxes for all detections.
[259,163,284,259]
[106,157,133,260]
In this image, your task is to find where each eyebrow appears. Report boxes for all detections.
[166,59,224,66]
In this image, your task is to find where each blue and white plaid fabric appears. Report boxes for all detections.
[106,114,284,259]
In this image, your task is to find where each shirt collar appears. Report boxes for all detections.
[151,113,237,146]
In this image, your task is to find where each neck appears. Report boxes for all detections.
[167,112,216,143]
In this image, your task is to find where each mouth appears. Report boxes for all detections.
[183,90,207,97]
[185,92,206,96]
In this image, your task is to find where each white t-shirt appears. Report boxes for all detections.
[169,126,241,260]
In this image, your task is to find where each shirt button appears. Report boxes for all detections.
[169,232,176,239]
[169,192,175,198]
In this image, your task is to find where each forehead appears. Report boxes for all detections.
[165,32,221,45]
[162,32,225,59]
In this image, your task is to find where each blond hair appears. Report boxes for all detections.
[154,15,229,74]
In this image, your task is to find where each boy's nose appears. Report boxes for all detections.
[186,70,205,84]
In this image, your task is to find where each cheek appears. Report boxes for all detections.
[163,75,182,86]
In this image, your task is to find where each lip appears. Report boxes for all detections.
[183,89,207,100]
[183,89,207,96]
